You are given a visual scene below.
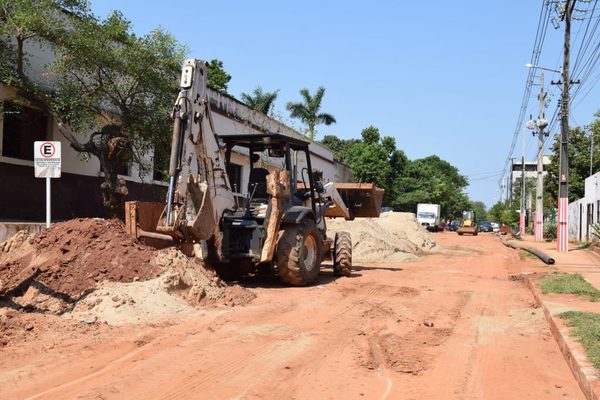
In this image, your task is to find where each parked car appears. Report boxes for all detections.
[448,220,460,232]
[478,220,493,232]
[491,222,500,233]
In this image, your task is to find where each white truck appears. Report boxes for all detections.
[417,203,441,232]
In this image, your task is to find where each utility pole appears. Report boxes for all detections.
[555,0,575,252]
[521,127,526,236]
[510,157,516,207]
[535,73,548,242]
[590,128,594,176]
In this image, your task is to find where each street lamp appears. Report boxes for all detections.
[525,63,562,74]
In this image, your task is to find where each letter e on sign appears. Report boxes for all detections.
[34,141,61,178]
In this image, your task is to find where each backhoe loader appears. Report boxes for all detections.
[126,59,383,285]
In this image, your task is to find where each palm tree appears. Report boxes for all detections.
[286,86,336,140]
[240,86,279,115]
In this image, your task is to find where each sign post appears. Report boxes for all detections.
[34,141,61,228]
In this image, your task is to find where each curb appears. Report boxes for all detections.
[519,274,599,400]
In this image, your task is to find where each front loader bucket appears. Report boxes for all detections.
[325,183,384,219]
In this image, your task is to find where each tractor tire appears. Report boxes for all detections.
[275,222,323,286]
[333,231,352,277]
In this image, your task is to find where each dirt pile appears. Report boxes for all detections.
[326,212,435,263]
[0,219,254,319]
[0,218,160,313]
[67,249,255,325]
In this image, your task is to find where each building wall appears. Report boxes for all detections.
[568,172,600,242]
[0,162,166,221]
[1,36,343,220]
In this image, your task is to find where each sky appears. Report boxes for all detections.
[89,1,600,208]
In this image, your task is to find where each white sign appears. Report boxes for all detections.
[34,141,61,178]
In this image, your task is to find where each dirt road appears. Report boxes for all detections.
[0,232,585,399]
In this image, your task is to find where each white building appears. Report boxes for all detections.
[508,156,551,208]
[568,172,600,242]
[0,37,347,221]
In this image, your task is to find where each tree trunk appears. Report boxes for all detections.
[16,36,24,77]
[99,156,128,219]
[58,123,129,219]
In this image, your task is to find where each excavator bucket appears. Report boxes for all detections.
[324,183,384,219]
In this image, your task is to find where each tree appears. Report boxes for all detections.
[1,4,185,217]
[0,0,91,82]
[240,86,279,115]
[286,86,336,140]
[55,12,184,216]
[207,59,231,94]
[546,119,600,203]
[471,201,487,222]
[488,201,519,226]
[394,156,469,219]
[319,134,359,164]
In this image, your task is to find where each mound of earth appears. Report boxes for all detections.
[0,218,159,310]
[326,212,435,263]
[0,219,255,319]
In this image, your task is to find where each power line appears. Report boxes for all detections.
[499,1,552,191]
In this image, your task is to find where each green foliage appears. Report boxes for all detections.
[0,3,185,215]
[206,59,231,94]
[286,86,336,140]
[559,311,600,371]
[471,201,487,222]
[394,155,469,219]
[361,126,380,144]
[488,201,519,226]
[546,123,600,203]
[544,223,557,239]
[320,129,467,219]
[591,223,600,240]
[539,273,600,301]
[240,86,279,115]
[0,0,92,85]
[319,135,359,164]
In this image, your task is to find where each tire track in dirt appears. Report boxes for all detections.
[157,282,394,399]
[18,282,393,399]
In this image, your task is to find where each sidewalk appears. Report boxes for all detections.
[515,234,600,400]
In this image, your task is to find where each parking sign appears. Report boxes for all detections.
[34,141,61,178]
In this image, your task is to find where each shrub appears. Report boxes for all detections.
[544,223,557,240]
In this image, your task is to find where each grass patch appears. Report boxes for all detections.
[539,273,600,301]
[559,311,600,371]
[576,242,592,250]
[519,249,538,260]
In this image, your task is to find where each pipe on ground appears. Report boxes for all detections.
[501,239,555,265]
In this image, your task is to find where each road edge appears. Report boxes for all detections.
[520,273,599,400]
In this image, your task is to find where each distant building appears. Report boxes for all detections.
[508,156,551,209]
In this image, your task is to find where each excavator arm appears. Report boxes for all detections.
[157,59,236,246]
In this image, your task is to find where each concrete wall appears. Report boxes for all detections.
[0,223,44,243]
[0,162,167,222]
[568,172,600,242]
